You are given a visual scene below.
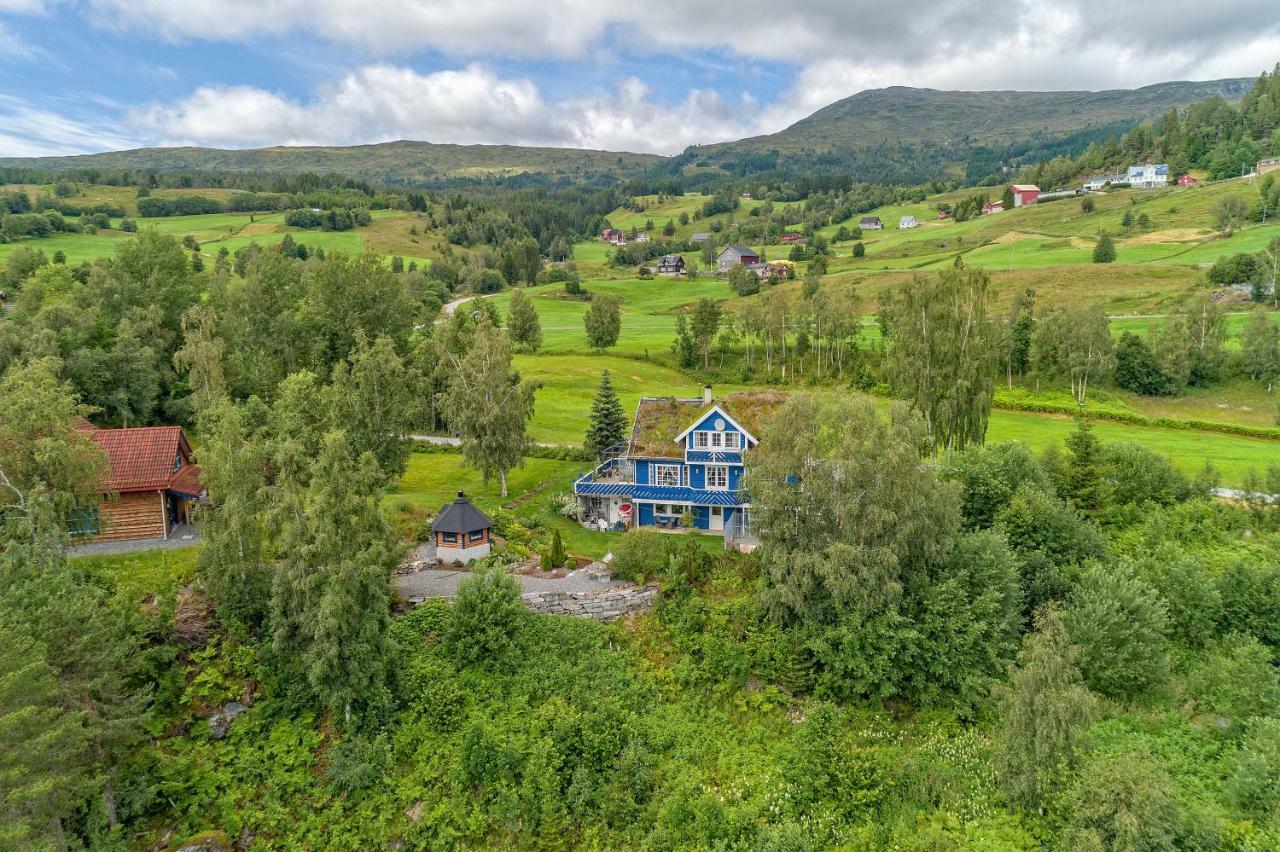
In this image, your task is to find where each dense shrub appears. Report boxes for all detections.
[1062,747,1181,852]
[444,568,525,668]
[609,529,669,583]
[1063,562,1171,700]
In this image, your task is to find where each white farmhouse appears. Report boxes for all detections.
[1126,164,1169,189]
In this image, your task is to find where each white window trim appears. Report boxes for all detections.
[723,432,740,449]
[653,464,681,487]
[706,465,729,490]
[693,431,709,449]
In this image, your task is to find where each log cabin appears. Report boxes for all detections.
[71,422,205,542]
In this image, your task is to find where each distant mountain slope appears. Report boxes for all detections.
[696,78,1253,163]
[0,139,663,182]
[0,78,1254,185]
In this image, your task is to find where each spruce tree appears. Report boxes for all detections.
[1064,417,1108,514]
[585,370,627,457]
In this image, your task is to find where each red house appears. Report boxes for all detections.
[1009,184,1040,207]
[600,228,626,244]
[1177,174,1198,187]
[982,201,1004,215]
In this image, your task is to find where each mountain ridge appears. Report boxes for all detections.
[0,77,1255,183]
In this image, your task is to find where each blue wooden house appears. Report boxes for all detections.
[574,388,783,549]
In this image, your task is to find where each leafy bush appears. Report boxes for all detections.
[326,733,390,794]
[1063,562,1171,700]
[1186,634,1280,731]
[1216,561,1280,645]
[444,568,524,668]
[1130,545,1220,647]
[1061,747,1181,851]
[610,529,669,583]
[1225,717,1280,821]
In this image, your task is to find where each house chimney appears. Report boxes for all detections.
[703,384,712,405]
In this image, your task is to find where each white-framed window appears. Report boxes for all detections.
[693,432,709,449]
[710,432,724,448]
[654,503,669,515]
[723,432,740,449]
[706,466,728,490]
[654,464,680,487]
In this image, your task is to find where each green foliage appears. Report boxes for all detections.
[584,369,626,457]
[445,568,524,668]
[1129,545,1220,647]
[1186,634,1280,732]
[1216,560,1280,646]
[940,441,1053,529]
[1114,331,1176,396]
[0,618,90,850]
[1225,717,1280,823]
[583,293,622,351]
[1063,562,1171,700]
[995,484,1106,613]
[506,286,543,352]
[325,732,391,794]
[541,528,567,572]
[609,528,669,583]
[885,260,997,454]
[1061,747,1181,852]
[994,608,1097,809]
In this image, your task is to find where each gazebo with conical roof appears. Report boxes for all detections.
[431,491,493,563]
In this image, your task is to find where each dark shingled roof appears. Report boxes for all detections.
[432,491,492,534]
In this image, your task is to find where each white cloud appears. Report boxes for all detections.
[128,64,759,154]
[75,0,1279,74]
[0,94,138,156]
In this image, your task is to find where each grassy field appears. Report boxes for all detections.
[491,276,737,355]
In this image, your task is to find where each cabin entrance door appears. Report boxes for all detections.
[708,505,725,532]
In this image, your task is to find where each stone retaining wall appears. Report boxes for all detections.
[521,586,659,622]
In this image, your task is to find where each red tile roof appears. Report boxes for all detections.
[87,426,199,493]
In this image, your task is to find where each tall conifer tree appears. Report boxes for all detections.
[585,370,627,457]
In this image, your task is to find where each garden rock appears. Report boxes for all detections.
[207,701,248,739]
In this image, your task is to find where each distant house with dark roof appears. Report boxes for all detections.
[1257,157,1280,175]
[716,245,760,272]
[72,423,204,542]
[859,216,883,230]
[982,201,1003,214]
[656,254,686,276]
[432,491,493,563]
[899,215,917,229]
[601,228,626,245]
[690,232,712,242]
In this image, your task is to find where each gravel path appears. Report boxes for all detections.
[70,523,201,557]
[396,567,618,601]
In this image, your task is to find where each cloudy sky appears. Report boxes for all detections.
[0,0,1277,157]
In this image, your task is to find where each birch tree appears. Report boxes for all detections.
[886,260,998,455]
[442,321,537,497]
[1031,305,1115,405]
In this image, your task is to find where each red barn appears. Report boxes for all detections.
[1177,174,1198,187]
[1009,184,1040,207]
